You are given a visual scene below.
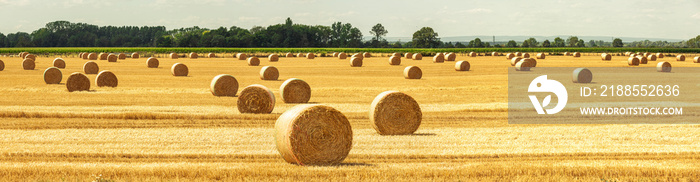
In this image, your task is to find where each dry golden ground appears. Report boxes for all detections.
[0,53,699,181]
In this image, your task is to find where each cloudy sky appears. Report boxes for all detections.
[0,0,698,39]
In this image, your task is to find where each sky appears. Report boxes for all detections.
[0,0,698,40]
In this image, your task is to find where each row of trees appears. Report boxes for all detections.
[0,19,697,48]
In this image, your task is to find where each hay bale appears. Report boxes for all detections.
[88,53,98,60]
[392,53,401,57]
[260,66,279,80]
[510,57,523,66]
[107,54,118,62]
[352,53,363,59]
[468,52,477,57]
[237,84,275,114]
[280,78,311,103]
[268,54,279,62]
[285,53,293,57]
[363,52,371,58]
[647,54,657,61]
[537,53,546,59]
[99,53,108,60]
[515,52,522,56]
[492,52,500,56]
[637,56,648,64]
[235,53,247,60]
[455,61,470,71]
[629,53,637,57]
[522,53,530,58]
[96,70,118,87]
[296,53,303,58]
[515,61,532,71]
[210,74,239,97]
[83,61,99,74]
[643,52,650,57]
[432,53,444,63]
[657,62,672,72]
[43,67,62,84]
[506,53,515,59]
[82,52,89,59]
[53,58,66,68]
[306,53,315,59]
[573,52,581,57]
[563,52,570,56]
[625,52,631,56]
[628,57,640,66]
[332,52,338,57]
[370,91,422,135]
[338,52,347,59]
[66,72,90,92]
[171,63,188,76]
[25,54,36,60]
[656,53,664,58]
[22,58,35,70]
[118,53,126,59]
[247,57,260,66]
[412,53,422,60]
[350,57,363,67]
[208,53,216,58]
[695,56,700,63]
[146,57,159,68]
[0,60,4,71]
[446,53,456,61]
[389,56,401,65]
[601,53,612,61]
[19,52,29,58]
[79,52,84,58]
[189,52,198,59]
[572,68,592,83]
[131,52,139,59]
[404,53,413,58]
[523,58,537,67]
[403,66,422,79]
[169,53,179,59]
[676,54,685,61]
[274,104,351,165]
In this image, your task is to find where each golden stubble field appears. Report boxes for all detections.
[0,53,699,181]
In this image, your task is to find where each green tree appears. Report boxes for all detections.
[588,40,597,47]
[566,36,579,47]
[576,39,585,47]
[521,40,529,47]
[542,40,551,47]
[467,38,484,48]
[524,37,538,47]
[553,37,565,47]
[505,40,517,47]
[455,42,466,48]
[686,35,700,48]
[412,27,440,48]
[369,23,388,41]
[612,38,623,47]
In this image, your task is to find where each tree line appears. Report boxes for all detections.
[0,19,697,48]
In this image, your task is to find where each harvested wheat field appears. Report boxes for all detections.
[0,52,699,181]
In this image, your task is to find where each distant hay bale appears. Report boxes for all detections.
[171,63,188,76]
[468,52,477,57]
[363,52,371,58]
[79,52,84,58]
[647,54,657,61]
[208,53,216,58]
[492,52,499,56]
[169,53,179,59]
[83,61,99,74]
[247,57,260,66]
[573,52,581,57]
[147,57,159,68]
[624,52,631,56]
[563,52,570,56]
[389,56,401,65]
[0,60,4,71]
[657,62,672,72]
[268,54,279,62]
[131,52,139,59]
[43,67,62,84]
[280,78,311,103]
[404,53,413,58]
[695,56,700,63]
[237,84,275,114]
[210,74,238,97]
[189,52,198,59]
[296,53,303,58]
[306,53,315,59]
[107,54,118,62]
[260,66,279,80]
[66,72,90,92]
[536,53,546,59]
[274,104,351,165]
[455,61,470,71]
[88,53,98,60]
[629,53,637,57]
[338,52,347,59]
[82,52,89,59]
[506,53,515,59]
[601,53,612,61]
[96,70,118,87]
[510,57,523,66]
[628,57,640,66]
[656,53,664,58]
[118,53,126,59]
[515,61,532,71]
[412,53,422,60]
[637,56,648,64]
[522,53,530,58]
[285,53,293,57]
[19,52,29,58]
[676,54,685,61]
[572,68,592,83]
[523,58,537,67]
[403,66,422,79]
[433,53,444,63]
[392,53,401,57]
[370,91,422,135]
[350,57,363,67]
[99,53,108,60]
[643,52,650,57]
[53,58,66,68]
[352,53,363,59]
[25,54,36,60]
[515,52,522,56]
[22,58,35,70]
[332,52,338,57]
[446,53,456,61]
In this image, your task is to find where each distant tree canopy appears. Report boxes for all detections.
[412,27,441,48]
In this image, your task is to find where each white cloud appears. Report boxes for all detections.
[692,13,700,19]
[0,0,29,6]
[466,8,492,13]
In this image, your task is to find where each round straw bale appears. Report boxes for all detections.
[107,54,117,62]
[433,53,444,63]
[53,58,66,68]
[268,54,279,62]
[492,52,499,56]
[629,53,637,57]
[96,70,118,87]
[22,58,35,70]
[146,57,159,68]
[66,72,90,92]
[208,53,216,58]
[510,57,523,66]
[169,53,179,59]
[118,53,126,59]
[523,58,537,67]
[515,52,522,56]
[522,53,530,58]
[306,53,315,59]
[389,56,401,65]
[350,57,363,67]
[25,54,36,60]
[237,84,275,114]
[392,53,401,57]
[403,66,422,79]
[83,61,99,74]
[280,78,311,103]
[296,53,303,58]
[468,52,477,57]
[412,53,422,60]
[237,53,248,60]
[446,53,456,61]
[647,54,657,61]
[247,57,260,66]
[573,52,581,57]
[210,74,238,96]
[404,53,413,58]
[563,52,570,56]
[363,52,371,58]
[285,53,293,57]
[79,52,84,58]
[370,91,422,135]
[506,53,515,59]
[628,57,640,66]
[656,53,664,58]
[260,66,279,80]
[338,52,347,59]
[676,55,685,61]
[601,53,612,61]
[332,52,338,57]
[637,56,648,64]
[515,61,532,71]
[625,52,631,56]
[0,60,4,71]
[274,104,352,165]
[43,67,62,84]
[455,61,470,71]
[19,52,28,58]
[657,62,672,72]
[99,53,108,60]
[189,52,198,59]
[643,52,650,57]
[695,56,700,63]
[171,63,188,76]
[572,68,592,83]
[131,52,139,59]
[351,53,363,59]
[87,53,97,60]
[82,52,89,59]
[537,53,546,59]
